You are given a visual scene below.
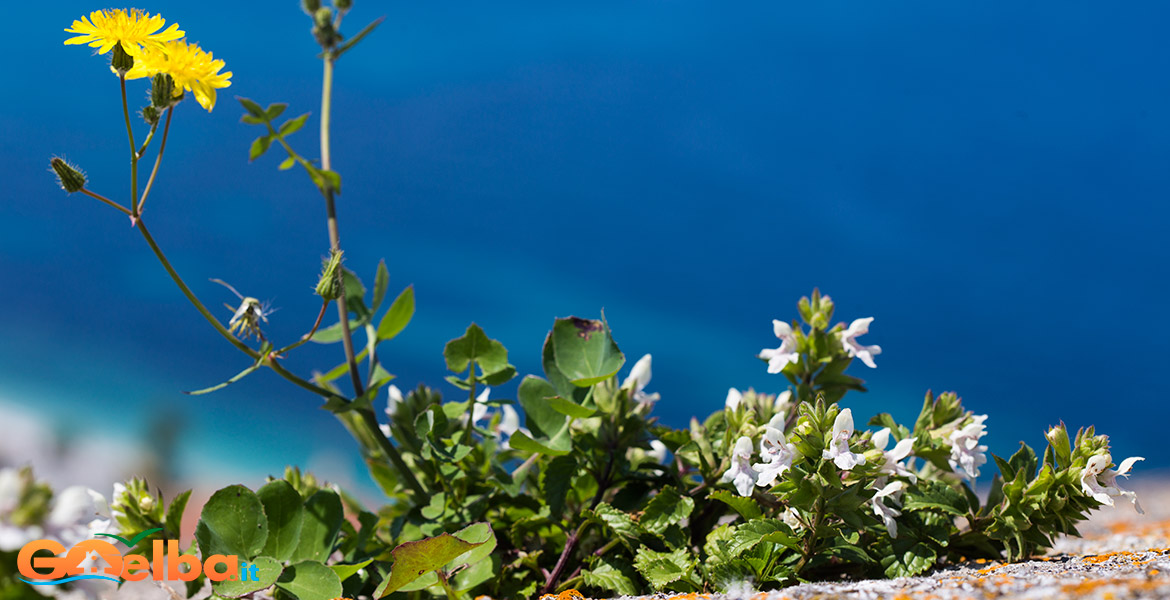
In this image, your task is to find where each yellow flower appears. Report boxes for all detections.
[127,40,233,111]
[64,9,184,57]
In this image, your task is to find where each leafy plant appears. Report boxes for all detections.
[25,2,1146,599]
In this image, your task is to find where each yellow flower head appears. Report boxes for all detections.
[127,40,233,111]
[64,9,184,57]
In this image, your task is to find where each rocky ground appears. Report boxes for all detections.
[584,478,1170,600]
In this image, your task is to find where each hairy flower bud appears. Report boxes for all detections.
[151,73,176,108]
[316,249,344,300]
[50,157,87,193]
[111,42,134,75]
[302,0,321,14]
[334,0,352,11]
[141,105,160,125]
[313,7,340,47]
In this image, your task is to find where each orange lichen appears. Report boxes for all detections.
[975,563,1005,575]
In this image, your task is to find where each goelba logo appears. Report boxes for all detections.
[16,528,259,585]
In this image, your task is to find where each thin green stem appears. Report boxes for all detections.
[136,220,258,359]
[138,107,173,215]
[136,119,160,159]
[463,364,478,445]
[274,300,329,356]
[81,189,132,216]
[318,55,364,398]
[120,75,139,216]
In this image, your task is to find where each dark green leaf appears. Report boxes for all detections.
[541,455,578,517]
[903,480,970,516]
[551,317,625,387]
[257,480,304,562]
[709,489,763,520]
[508,427,571,456]
[265,103,288,121]
[582,557,638,596]
[289,490,343,563]
[279,113,310,137]
[164,490,191,538]
[586,503,643,551]
[371,260,389,312]
[881,541,937,578]
[238,97,265,118]
[443,323,509,376]
[212,556,282,598]
[275,560,343,600]
[195,485,268,561]
[517,375,567,438]
[376,285,414,341]
[641,487,694,536]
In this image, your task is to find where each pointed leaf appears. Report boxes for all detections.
[238,97,265,118]
[371,260,389,312]
[376,286,415,341]
[265,103,288,121]
[541,455,578,517]
[249,135,273,161]
[279,113,310,137]
[183,361,262,395]
[374,525,490,597]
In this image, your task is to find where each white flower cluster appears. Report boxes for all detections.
[720,414,797,498]
[948,415,989,480]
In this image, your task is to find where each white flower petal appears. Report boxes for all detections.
[725,388,743,410]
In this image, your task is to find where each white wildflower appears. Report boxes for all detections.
[871,478,905,538]
[823,408,866,470]
[648,440,669,464]
[839,317,881,368]
[1081,454,1144,514]
[755,426,797,488]
[780,506,804,531]
[721,436,758,497]
[773,390,793,416]
[759,320,800,373]
[725,388,743,411]
[622,354,660,404]
[948,414,988,480]
[872,427,918,483]
[379,384,405,437]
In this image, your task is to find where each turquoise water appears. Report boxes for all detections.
[1,2,1166,492]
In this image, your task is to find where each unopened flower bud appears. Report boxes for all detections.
[50,157,87,193]
[111,43,134,75]
[151,74,175,108]
[314,7,333,27]
[315,249,344,300]
[138,495,155,512]
[141,105,160,125]
[302,0,321,14]
[334,0,352,11]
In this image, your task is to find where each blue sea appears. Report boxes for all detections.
[0,2,1166,493]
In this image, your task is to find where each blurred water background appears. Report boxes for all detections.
[1,2,1166,497]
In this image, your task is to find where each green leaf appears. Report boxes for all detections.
[211,555,282,598]
[641,487,694,536]
[376,285,415,341]
[725,519,799,558]
[257,480,304,562]
[275,560,343,600]
[183,361,262,395]
[516,375,568,439]
[249,135,274,162]
[327,558,373,583]
[238,97,265,118]
[582,558,638,596]
[709,489,763,520]
[508,427,571,456]
[446,523,497,591]
[585,503,643,551]
[881,540,937,578]
[313,168,342,194]
[541,455,578,517]
[279,113,310,137]
[374,524,491,598]
[903,480,970,516]
[289,490,343,563]
[334,16,384,59]
[371,260,389,312]
[310,318,364,344]
[164,490,191,537]
[195,485,268,561]
[279,156,296,170]
[551,317,625,387]
[342,269,369,319]
[1007,442,1039,483]
[633,547,696,591]
[265,103,288,121]
[443,323,510,376]
[546,395,598,418]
